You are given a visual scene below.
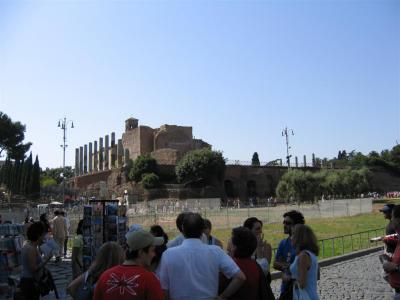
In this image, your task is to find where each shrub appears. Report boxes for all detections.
[128,155,158,182]
[175,149,226,184]
[141,173,160,189]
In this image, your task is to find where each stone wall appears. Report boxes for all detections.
[154,125,193,153]
[151,149,182,165]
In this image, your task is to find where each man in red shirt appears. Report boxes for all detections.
[93,229,164,300]
[383,205,400,299]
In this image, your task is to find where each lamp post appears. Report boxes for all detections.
[58,117,74,204]
[282,126,294,168]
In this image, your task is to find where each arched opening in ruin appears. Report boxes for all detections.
[224,180,236,198]
[247,180,257,198]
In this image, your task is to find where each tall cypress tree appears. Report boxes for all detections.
[21,153,32,195]
[2,157,12,189]
[30,155,40,200]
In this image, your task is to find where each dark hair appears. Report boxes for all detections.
[203,219,212,230]
[231,227,257,258]
[125,246,150,260]
[150,225,169,243]
[176,212,188,233]
[283,210,305,225]
[392,205,400,219]
[39,213,47,222]
[60,211,65,216]
[243,217,263,230]
[76,219,84,235]
[292,224,319,255]
[150,225,168,266]
[54,210,59,216]
[27,222,45,242]
[182,213,204,238]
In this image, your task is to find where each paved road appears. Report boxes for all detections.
[43,251,393,300]
[271,252,394,300]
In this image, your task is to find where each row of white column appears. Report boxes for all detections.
[75,132,129,176]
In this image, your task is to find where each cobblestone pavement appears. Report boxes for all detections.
[271,252,394,300]
[42,256,72,300]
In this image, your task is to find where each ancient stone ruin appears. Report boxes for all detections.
[74,118,211,176]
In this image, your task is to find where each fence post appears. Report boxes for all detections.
[341,236,344,254]
[322,240,325,257]
[351,234,354,251]
[331,238,335,256]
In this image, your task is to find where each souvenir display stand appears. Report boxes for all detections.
[82,200,127,270]
[0,224,24,295]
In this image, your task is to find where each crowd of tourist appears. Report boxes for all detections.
[14,209,324,300]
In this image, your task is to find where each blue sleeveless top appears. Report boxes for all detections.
[289,250,319,300]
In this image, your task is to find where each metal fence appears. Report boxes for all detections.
[272,227,385,259]
[127,198,373,232]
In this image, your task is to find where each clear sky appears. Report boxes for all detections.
[0,0,399,169]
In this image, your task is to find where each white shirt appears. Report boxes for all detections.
[167,234,209,248]
[158,238,240,300]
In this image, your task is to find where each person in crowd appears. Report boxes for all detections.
[283,224,319,300]
[380,204,397,254]
[273,210,305,296]
[23,217,31,237]
[219,227,274,300]
[93,230,164,300]
[20,222,53,300]
[150,225,169,273]
[71,219,84,279]
[51,210,67,262]
[67,241,125,298]
[203,218,223,248]
[243,217,272,266]
[166,212,188,248]
[382,205,400,299]
[60,211,71,258]
[39,213,50,234]
[158,212,246,300]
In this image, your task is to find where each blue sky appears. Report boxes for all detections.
[0,0,399,168]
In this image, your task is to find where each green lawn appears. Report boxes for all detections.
[208,211,388,258]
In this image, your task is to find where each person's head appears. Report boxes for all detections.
[150,225,168,267]
[176,212,188,233]
[125,230,164,267]
[60,211,65,217]
[291,224,319,255]
[380,204,395,220]
[243,217,263,238]
[29,217,34,223]
[76,219,84,235]
[231,227,257,258]
[150,225,168,244]
[24,217,29,224]
[283,210,305,235]
[182,213,204,239]
[203,219,212,236]
[90,242,124,281]
[54,210,59,216]
[39,213,47,222]
[27,222,45,243]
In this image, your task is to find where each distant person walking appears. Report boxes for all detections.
[60,211,70,258]
[203,219,223,248]
[51,211,67,262]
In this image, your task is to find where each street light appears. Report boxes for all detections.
[58,117,74,204]
[282,126,294,168]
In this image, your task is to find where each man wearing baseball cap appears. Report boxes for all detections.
[93,230,164,300]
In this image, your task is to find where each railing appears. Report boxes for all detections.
[272,227,385,259]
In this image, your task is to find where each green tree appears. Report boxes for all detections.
[175,149,226,184]
[30,155,41,199]
[251,152,260,166]
[21,153,32,195]
[128,155,158,182]
[41,177,57,187]
[141,173,160,189]
[41,167,74,184]
[0,112,32,160]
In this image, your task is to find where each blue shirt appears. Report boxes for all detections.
[158,238,240,300]
[275,237,296,294]
[290,250,319,300]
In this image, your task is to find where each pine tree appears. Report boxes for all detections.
[1,157,12,188]
[251,152,260,166]
[30,155,40,200]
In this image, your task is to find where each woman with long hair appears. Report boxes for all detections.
[285,224,320,300]
[20,222,53,300]
[149,224,168,273]
[67,241,125,298]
